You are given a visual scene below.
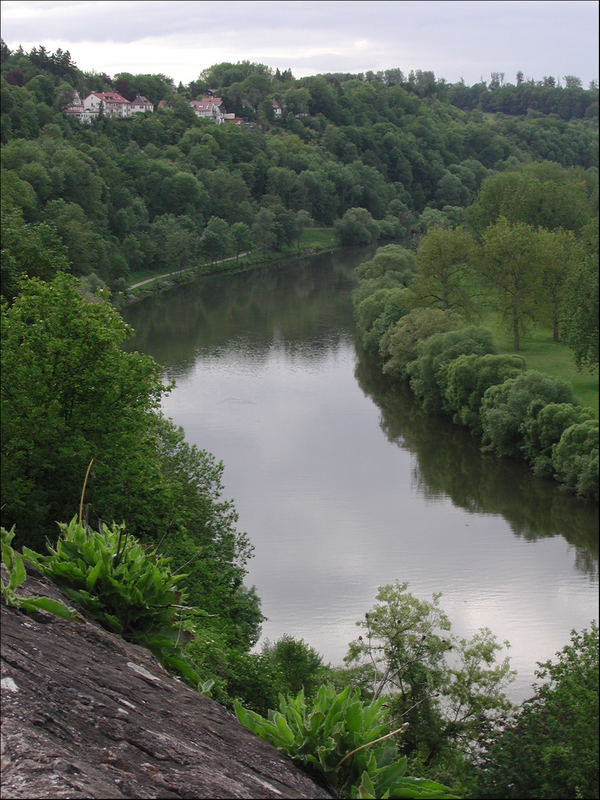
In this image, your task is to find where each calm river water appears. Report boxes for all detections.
[123,250,599,703]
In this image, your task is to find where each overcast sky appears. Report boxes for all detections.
[1,0,598,87]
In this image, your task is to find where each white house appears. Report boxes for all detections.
[189,97,226,123]
[83,91,132,118]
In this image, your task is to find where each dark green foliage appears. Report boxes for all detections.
[560,219,599,369]
[441,353,527,434]
[522,402,594,479]
[479,371,575,460]
[474,623,599,799]
[334,207,380,246]
[235,685,459,798]
[407,327,496,414]
[552,419,599,500]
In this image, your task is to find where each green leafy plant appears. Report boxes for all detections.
[234,684,458,798]
[22,516,204,686]
[1,526,76,619]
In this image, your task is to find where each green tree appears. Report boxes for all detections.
[230,221,253,260]
[552,418,599,500]
[380,308,461,381]
[410,226,477,315]
[478,218,543,351]
[407,327,497,414]
[1,273,166,545]
[479,371,575,460]
[344,582,514,767]
[334,207,379,246]
[474,623,599,799]
[441,353,527,434]
[560,219,599,369]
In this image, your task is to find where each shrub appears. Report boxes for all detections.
[479,371,575,459]
[441,353,526,434]
[334,207,379,247]
[522,402,594,479]
[407,327,496,414]
[23,516,203,686]
[235,685,458,798]
[355,287,411,355]
[552,418,599,500]
[380,308,461,381]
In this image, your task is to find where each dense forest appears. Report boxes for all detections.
[1,43,599,799]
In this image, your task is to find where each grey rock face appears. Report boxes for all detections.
[1,568,332,799]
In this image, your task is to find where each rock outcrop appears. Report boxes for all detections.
[1,567,332,799]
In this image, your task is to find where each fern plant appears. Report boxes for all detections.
[235,684,459,798]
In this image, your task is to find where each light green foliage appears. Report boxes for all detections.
[477,218,543,351]
[552,418,599,500]
[474,623,599,799]
[355,287,411,356]
[410,226,477,315]
[344,583,514,768]
[522,402,594,478]
[22,516,203,686]
[465,163,595,236]
[235,685,458,798]
[381,308,461,381]
[1,525,76,619]
[479,370,575,459]
[407,327,496,414]
[441,353,526,434]
[355,245,417,285]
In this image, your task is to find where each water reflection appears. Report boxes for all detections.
[124,249,372,377]
[354,351,599,578]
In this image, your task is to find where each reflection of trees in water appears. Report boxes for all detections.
[123,249,371,376]
[355,346,599,577]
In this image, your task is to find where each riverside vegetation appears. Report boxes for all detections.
[1,44,598,798]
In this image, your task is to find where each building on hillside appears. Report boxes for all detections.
[271,99,283,117]
[63,90,94,123]
[189,97,226,123]
[83,91,132,118]
[130,95,154,113]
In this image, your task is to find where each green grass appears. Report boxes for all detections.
[482,313,599,414]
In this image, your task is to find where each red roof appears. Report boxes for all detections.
[90,91,131,104]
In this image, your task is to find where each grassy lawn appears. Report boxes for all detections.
[482,312,599,414]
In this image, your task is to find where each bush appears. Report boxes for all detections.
[355,287,411,355]
[479,371,575,460]
[235,685,458,798]
[23,516,203,686]
[474,623,599,799]
[441,353,527,434]
[552,418,599,500]
[522,402,595,479]
[381,308,461,381]
[407,327,496,414]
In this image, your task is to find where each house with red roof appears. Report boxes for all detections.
[83,91,133,118]
[189,97,226,123]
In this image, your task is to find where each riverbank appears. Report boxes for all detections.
[117,228,337,307]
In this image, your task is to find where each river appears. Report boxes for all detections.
[123,250,599,703]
